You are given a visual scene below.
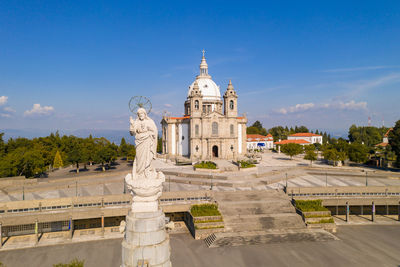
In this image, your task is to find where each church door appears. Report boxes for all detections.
[212,145,218,158]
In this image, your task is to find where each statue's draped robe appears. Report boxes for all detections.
[130,117,157,177]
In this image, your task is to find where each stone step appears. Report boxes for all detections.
[218,203,296,216]
[223,214,306,231]
[206,228,338,248]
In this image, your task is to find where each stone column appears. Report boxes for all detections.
[0,223,2,249]
[346,202,349,222]
[69,217,74,239]
[35,219,39,245]
[101,214,105,237]
[372,201,375,222]
[397,201,400,221]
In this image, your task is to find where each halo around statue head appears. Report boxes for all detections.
[129,96,152,115]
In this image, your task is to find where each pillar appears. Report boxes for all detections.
[398,201,400,221]
[35,219,39,245]
[0,223,2,249]
[346,202,349,222]
[361,205,363,216]
[336,204,338,216]
[372,201,375,222]
[386,204,389,215]
[101,214,105,237]
[69,217,74,239]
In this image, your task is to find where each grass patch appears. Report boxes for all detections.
[303,213,331,218]
[307,218,334,224]
[194,161,217,169]
[295,200,328,212]
[194,219,223,223]
[238,160,256,168]
[195,225,224,230]
[191,204,221,217]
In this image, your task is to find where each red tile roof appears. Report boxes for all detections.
[247,134,273,142]
[169,116,190,120]
[384,128,393,137]
[289,133,321,137]
[274,139,310,145]
[375,142,389,147]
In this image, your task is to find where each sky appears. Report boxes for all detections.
[1,1,400,137]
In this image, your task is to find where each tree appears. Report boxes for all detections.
[304,149,317,166]
[119,137,129,158]
[67,138,83,174]
[281,143,303,159]
[94,138,117,171]
[323,148,347,166]
[389,120,400,167]
[247,121,268,135]
[127,145,136,161]
[157,137,162,153]
[53,150,63,168]
[347,143,368,163]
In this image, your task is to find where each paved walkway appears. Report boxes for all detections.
[1,226,400,267]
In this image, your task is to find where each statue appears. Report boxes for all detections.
[125,100,165,213]
[122,97,171,267]
[129,107,157,178]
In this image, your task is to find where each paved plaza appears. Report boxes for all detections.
[0,225,399,267]
[1,153,400,202]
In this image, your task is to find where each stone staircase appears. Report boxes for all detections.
[205,190,337,247]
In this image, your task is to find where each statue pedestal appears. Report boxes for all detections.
[122,171,171,267]
[122,210,171,267]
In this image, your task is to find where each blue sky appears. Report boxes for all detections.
[1,1,400,136]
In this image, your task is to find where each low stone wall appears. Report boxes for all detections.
[297,209,336,233]
[184,212,224,240]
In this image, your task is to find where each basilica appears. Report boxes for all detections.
[161,52,247,160]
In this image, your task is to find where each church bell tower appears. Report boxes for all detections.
[223,80,238,117]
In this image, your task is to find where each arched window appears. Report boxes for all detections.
[195,100,199,110]
[230,124,234,136]
[230,100,234,110]
[212,122,218,135]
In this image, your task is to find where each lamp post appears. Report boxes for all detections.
[22,186,25,201]
[366,172,368,187]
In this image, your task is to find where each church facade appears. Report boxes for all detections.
[161,52,247,160]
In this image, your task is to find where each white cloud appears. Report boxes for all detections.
[0,96,8,106]
[0,113,11,118]
[322,66,399,73]
[337,100,367,110]
[164,103,172,108]
[3,106,15,113]
[277,103,315,114]
[276,100,367,115]
[24,104,54,117]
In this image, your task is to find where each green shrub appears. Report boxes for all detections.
[303,213,331,218]
[190,204,221,217]
[295,200,328,212]
[308,218,334,224]
[53,258,84,267]
[238,160,256,168]
[194,161,217,169]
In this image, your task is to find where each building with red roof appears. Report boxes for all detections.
[247,134,274,150]
[287,132,322,145]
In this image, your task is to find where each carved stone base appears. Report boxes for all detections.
[121,210,171,267]
[125,171,165,213]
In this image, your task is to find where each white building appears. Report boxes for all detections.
[247,134,274,151]
[287,133,323,145]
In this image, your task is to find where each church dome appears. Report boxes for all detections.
[187,51,221,101]
[188,78,221,101]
